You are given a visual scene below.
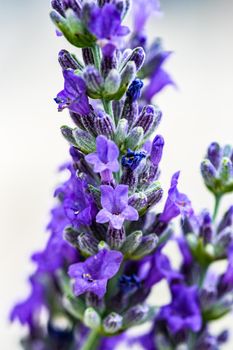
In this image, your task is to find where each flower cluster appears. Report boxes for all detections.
[10,1,233,350]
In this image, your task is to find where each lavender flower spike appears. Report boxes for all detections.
[160,171,193,223]
[96,185,139,229]
[55,70,90,115]
[85,135,119,183]
[68,249,123,298]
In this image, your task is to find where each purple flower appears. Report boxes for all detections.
[55,165,97,228]
[133,0,161,33]
[55,70,90,115]
[68,249,123,298]
[160,171,193,223]
[138,251,182,289]
[218,244,233,295]
[96,185,139,229]
[159,284,202,334]
[85,136,119,181]
[10,274,46,329]
[144,68,174,102]
[87,4,129,40]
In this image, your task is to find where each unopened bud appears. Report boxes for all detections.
[120,61,136,92]
[115,118,129,145]
[84,308,101,329]
[120,231,143,256]
[58,49,83,70]
[103,312,123,334]
[123,304,149,327]
[64,226,80,248]
[101,43,117,78]
[121,96,138,128]
[69,111,86,130]
[126,79,143,102]
[83,65,103,95]
[94,110,114,138]
[77,233,99,256]
[132,234,158,259]
[134,105,162,137]
[61,125,76,146]
[104,69,121,95]
[126,47,146,71]
[150,135,165,166]
[201,159,217,188]
[125,127,144,150]
[107,225,126,250]
[128,192,147,211]
[72,129,96,154]
[82,48,95,66]
[51,0,65,17]
[219,157,233,184]
[207,142,221,169]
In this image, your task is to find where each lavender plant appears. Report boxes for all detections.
[10,1,233,350]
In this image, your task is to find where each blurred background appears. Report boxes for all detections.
[1,0,233,348]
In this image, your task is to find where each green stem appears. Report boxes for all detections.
[213,194,222,222]
[80,328,100,350]
[91,44,101,71]
[102,99,113,116]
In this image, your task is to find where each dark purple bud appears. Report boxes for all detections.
[134,105,162,136]
[58,49,83,70]
[107,225,126,249]
[94,110,114,138]
[126,79,144,102]
[101,43,117,79]
[83,65,104,94]
[80,110,98,137]
[90,222,106,241]
[218,206,233,233]
[121,168,138,191]
[69,111,86,129]
[85,292,105,310]
[127,47,146,71]
[69,146,83,162]
[51,0,65,17]
[122,149,146,171]
[128,193,147,212]
[77,233,99,256]
[150,135,165,166]
[207,142,221,169]
[121,96,138,128]
[201,159,217,187]
[63,0,82,17]
[64,226,80,247]
[200,211,213,244]
[112,100,124,125]
[145,185,163,209]
[82,48,95,66]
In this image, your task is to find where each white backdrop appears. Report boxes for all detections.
[1,0,233,348]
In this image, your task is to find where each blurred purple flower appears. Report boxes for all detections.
[160,171,193,223]
[68,249,123,298]
[159,284,202,334]
[133,0,161,32]
[96,185,139,229]
[87,4,129,40]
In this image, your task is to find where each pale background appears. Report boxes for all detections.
[1,0,233,348]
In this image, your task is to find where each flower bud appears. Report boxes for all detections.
[77,233,99,256]
[132,234,158,259]
[83,65,104,96]
[82,48,95,66]
[126,79,143,102]
[124,47,146,71]
[58,49,83,70]
[123,304,149,327]
[128,192,147,211]
[199,211,213,244]
[51,0,65,17]
[218,206,233,233]
[107,225,126,250]
[61,125,77,146]
[85,292,105,311]
[112,100,124,125]
[201,159,217,188]
[134,105,162,137]
[84,308,101,329]
[69,111,86,130]
[101,43,117,79]
[122,149,146,171]
[125,127,144,150]
[215,229,233,258]
[115,118,129,145]
[72,129,96,153]
[103,312,123,334]
[94,110,114,138]
[207,142,221,169]
[104,69,121,95]
[88,185,101,208]
[145,183,163,209]
[121,96,138,128]
[120,231,143,256]
[120,61,137,94]
[150,135,165,166]
[79,111,98,137]
[219,157,233,184]
[63,226,80,247]
[114,0,131,20]
[120,168,138,191]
